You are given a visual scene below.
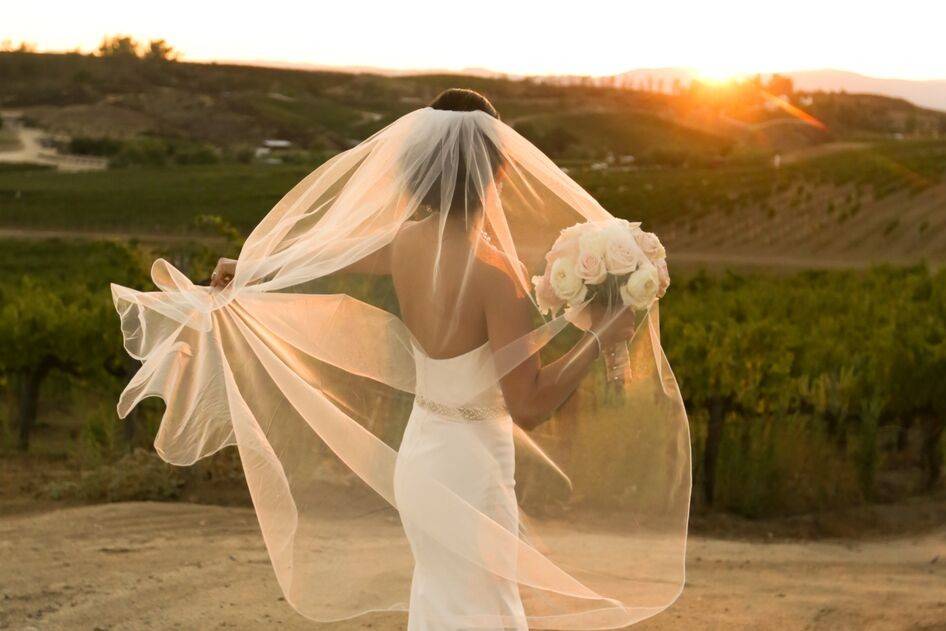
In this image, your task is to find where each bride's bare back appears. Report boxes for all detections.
[389,213,636,429]
[390,217,491,359]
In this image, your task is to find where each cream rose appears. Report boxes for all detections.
[654,258,670,298]
[532,270,564,316]
[575,232,608,284]
[620,262,659,310]
[635,230,666,261]
[603,224,645,274]
[549,257,587,304]
[545,229,581,264]
[575,251,607,285]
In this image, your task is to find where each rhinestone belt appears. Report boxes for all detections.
[414,395,507,421]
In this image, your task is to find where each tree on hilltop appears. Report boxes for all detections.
[97,35,178,61]
[144,39,178,62]
[98,35,140,58]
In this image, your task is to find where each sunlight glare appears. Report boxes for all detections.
[692,66,748,85]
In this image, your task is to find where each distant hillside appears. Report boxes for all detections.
[2,52,943,168]
[0,52,702,162]
[3,137,944,267]
[788,70,946,113]
[618,67,946,112]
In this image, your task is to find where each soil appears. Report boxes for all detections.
[1,501,944,630]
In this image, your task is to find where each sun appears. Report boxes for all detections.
[692,65,747,85]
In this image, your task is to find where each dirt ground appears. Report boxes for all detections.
[1,502,944,631]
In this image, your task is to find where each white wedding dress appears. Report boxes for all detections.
[394,340,529,631]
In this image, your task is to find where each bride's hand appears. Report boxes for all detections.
[210,257,237,289]
[587,303,639,347]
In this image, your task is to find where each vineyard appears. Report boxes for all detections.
[580,140,946,264]
[3,139,946,266]
[1,50,945,520]
[0,235,943,518]
[663,266,946,515]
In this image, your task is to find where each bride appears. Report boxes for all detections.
[112,89,691,629]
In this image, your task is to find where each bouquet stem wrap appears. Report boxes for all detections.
[604,340,632,382]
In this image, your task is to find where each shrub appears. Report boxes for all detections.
[69,136,122,156]
[43,448,187,502]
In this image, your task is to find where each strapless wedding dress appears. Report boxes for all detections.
[394,340,529,631]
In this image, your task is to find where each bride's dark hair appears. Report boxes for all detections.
[429,88,500,120]
[407,89,504,222]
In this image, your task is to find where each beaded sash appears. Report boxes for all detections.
[414,394,507,422]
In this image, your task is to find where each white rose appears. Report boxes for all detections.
[603,224,645,274]
[620,262,660,310]
[549,257,588,304]
[634,230,666,261]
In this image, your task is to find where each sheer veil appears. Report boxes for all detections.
[111,104,691,629]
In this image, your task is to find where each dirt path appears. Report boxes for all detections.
[0,112,107,172]
[1,502,944,630]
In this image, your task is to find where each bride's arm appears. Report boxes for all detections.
[481,261,634,430]
[209,248,391,288]
[209,222,417,287]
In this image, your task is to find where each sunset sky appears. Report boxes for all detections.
[5,1,946,81]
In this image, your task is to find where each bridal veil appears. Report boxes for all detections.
[111,104,691,629]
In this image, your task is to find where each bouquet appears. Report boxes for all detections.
[532,219,670,382]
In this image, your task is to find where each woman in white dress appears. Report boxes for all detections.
[383,91,635,629]
[112,89,691,630]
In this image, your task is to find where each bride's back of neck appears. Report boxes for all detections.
[413,210,482,242]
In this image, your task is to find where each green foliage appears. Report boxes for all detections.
[0,240,149,450]
[0,162,52,174]
[44,448,187,502]
[659,266,946,514]
[3,139,944,239]
[0,278,113,376]
[0,241,944,516]
[0,164,309,233]
[69,136,123,156]
[109,137,221,167]
[0,239,149,290]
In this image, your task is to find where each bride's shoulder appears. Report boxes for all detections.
[395,219,421,238]
[476,241,529,297]
[391,220,421,250]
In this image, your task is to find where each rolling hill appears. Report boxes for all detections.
[618,67,946,112]
[2,52,944,162]
[1,52,945,267]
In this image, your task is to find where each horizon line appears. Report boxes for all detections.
[7,43,946,84]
